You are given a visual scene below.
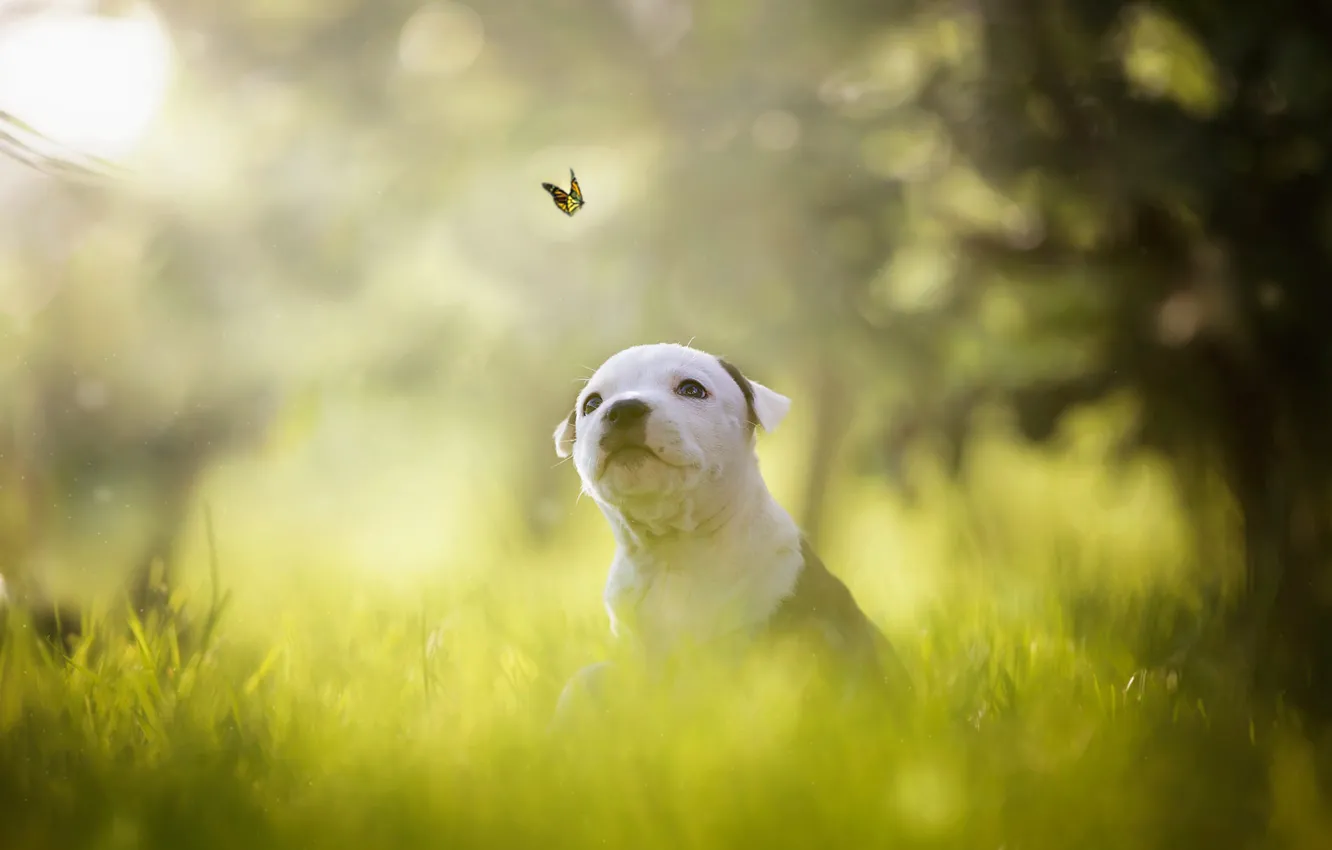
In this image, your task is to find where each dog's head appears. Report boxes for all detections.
[552,343,790,533]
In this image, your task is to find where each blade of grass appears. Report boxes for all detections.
[125,604,165,704]
[198,503,231,658]
[243,645,283,696]
[421,604,433,705]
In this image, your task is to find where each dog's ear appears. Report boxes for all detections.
[553,408,577,458]
[750,379,792,433]
[718,359,792,434]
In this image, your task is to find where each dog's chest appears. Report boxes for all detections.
[603,540,802,655]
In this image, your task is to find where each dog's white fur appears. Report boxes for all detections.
[552,343,802,661]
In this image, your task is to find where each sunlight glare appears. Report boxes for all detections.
[0,5,173,162]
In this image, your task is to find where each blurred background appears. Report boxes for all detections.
[2,0,1332,847]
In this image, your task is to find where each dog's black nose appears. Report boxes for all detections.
[604,398,651,428]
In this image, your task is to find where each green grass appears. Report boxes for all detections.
[2,418,1329,849]
[0,565,1312,850]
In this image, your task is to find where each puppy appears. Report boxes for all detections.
[550,343,910,725]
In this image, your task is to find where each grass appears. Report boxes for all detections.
[0,565,1307,850]
[1,417,1330,849]
[0,556,1324,850]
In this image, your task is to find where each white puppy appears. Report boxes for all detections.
[551,343,908,721]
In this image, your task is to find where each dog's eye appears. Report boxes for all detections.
[675,379,708,399]
[582,393,603,416]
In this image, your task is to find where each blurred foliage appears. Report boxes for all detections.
[0,522,1309,850]
[1,0,1332,845]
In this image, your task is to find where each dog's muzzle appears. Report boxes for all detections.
[599,398,653,459]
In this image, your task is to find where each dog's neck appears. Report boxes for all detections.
[598,457,766,548]
[596,457,804,658]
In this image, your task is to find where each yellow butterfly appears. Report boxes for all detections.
[541,168,584,217]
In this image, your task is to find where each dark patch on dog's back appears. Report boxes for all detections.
[717,358,758,431]
[763,538,913,700]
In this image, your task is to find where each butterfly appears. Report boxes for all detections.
[541,168,585,217]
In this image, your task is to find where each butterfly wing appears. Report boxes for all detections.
[542,172,584,217]
[542,181,576,216]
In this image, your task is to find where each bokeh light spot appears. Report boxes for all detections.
[890,758,964,835]
[0,4,172,161]
[399,2,486,78]
[1118,4,1224,118]
[860,115,949,181]
[751,110,800,152]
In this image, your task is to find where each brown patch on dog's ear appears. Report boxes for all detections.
[718,358,758,430]
[553,407,577,458]
[718,358,791,433]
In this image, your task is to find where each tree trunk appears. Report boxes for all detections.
[798,350,853,549]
